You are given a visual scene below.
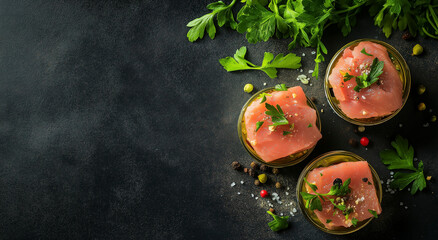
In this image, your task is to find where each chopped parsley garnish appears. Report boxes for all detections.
[265,103,289,127]
[354,57,384,92]
[326,219,332,224]
[360,48,373,56]
[283,131,292,136]
[368,209,378,218]
[343,72,355,82]
[320,173,323,176]
[219,46,301,78]
[300,178,351,212]
[266,211,289,232]
[380,135,427,195]
[257,93,271,104]
[275,84,288,91]
[256,121,264,132]
[351,217,358,227]
[307,123,312,128]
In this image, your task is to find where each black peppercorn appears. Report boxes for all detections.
[333,178,342,186]
[248,168,256,177]
[348,138,358,147]
[402,31,412,40]
[231,161,241,170]
[254,179,260,186]
[362,177,368,182]
[250,161,259,170]
[260,164,269,172]
[272,168,279,175]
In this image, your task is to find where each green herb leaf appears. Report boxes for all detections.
[380,136,427,195]
[257,93,271,104]
[186,0,237,42]
[368,209,378,218]
[310,197,323,211]
[380,135,416,171]
[256,121,264,132]
[275,84,288,91]
[267,211,289,232]
[300,191,317,201]
[361,48,373,56]
[326,219,332,224]
[354,57,384,92]
[320,173,323,176]
[283,131,292,136]
[219,47,301,78]
[351,218,358,227]
[308,123,312,128]
[265,103,289,127]
[303,177,318,192]
[343,72,355,82]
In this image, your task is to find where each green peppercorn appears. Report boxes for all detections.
[418,85,426,95]
[357,126,365,133]
[244,84,254,93]
[431,115,437,122]
[412,44,423,56]
[258,174,267,183]
[418,102,426,111]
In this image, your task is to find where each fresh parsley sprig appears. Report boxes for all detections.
[264,103,289,127]
[186,0,237,42]
[300,178,351,212]
[380,135,427,195]
[275,84,288,91]
[266,211,289,232]
[354,57,384,92]
[219,46,301,78]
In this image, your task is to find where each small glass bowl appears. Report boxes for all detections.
[237,87,321,168]
[296,151,382,235]
[324,39,411,126]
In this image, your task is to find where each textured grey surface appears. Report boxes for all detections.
[0,0,437,239]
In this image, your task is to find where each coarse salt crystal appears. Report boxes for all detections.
[400,202,403,206]
[241,180,244,184]
[263,82,267,86]
[255,197,259,200]
[285,192,289,195]
[300,69,303,72]
[287,187,290,190]
[231,182,236,187]
[308,70,314,73]
[251,194,254,198]
[405,206,408,209]
[311,51,316,54]
[237,192,240,195]
[292,208,297,213]
[390,171,394,175]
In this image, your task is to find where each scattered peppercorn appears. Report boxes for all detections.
[362,178,368,183]
[427,176,432,181]
[418,102,426,111]
[244,83,254,93]
[260,189,268,198]
[402,31,412,40]
[254,179,260,186]
[269,208,275,213]
[272,168,279,175]
[250,161,259,170]
[431,115,437,122]
[258,174,268,183]
[260,164,269,172]
[348,138,358,147]
[231,161,241,170]
[360,137,369,147]
[412,44,423,56]
[275,182,282,189]
[244,168,249,173]
[248,168,256,177]
[357,126,365,132]
[418,85,426,95]
[333,178,342,186]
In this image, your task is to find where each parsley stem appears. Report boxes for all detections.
[422,27,438,39]
[426,8,438,34]
[333,2,366,15]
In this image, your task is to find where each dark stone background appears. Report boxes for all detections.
[1,0,437,239]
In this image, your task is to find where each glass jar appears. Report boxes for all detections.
[296,150,382,234]
[324,39,411,126]
[237,87,321,168]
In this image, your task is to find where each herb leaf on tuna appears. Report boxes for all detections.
[360,48,373,56]
[354,57,384,92]
[275,84,288,91]
[256,121,264,132]
[264,103,289,127]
